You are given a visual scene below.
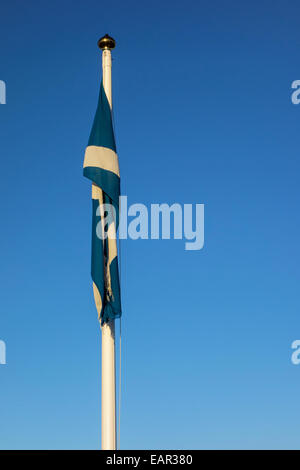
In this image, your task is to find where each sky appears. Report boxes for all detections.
[0,0,300,450]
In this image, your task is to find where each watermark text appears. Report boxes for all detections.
[0,340,6,365]
[291,340,300,365]
[96,196,204,251]
[291,80,300,105]
[0,80,6,104]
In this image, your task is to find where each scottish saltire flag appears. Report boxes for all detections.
[83,82,121,325]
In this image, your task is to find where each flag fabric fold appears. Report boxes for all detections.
[83,81,121,325]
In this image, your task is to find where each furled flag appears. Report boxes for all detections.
[83,81,121,325]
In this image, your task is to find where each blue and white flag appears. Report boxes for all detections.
[83,82,121,325]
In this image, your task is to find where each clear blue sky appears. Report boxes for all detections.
[0,0,300,450]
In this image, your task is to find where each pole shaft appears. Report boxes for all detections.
[101,319,116,449]
[102,49,112,106]
[101,47,116,451]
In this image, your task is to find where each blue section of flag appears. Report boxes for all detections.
[88,82,116,152]
[84,81,121,325]
[83,166,120,211]
[91,196,121,325]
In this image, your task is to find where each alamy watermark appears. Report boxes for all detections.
[291,80,300,105]
[0,340,6,365]
[291,340,300,365]
[0,80,6,104]
[96,196,204,251]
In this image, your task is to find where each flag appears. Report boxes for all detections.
[83,81,121,325]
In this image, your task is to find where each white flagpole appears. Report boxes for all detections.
[98,34,116,451]
[101,318,116,450]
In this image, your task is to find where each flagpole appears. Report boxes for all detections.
[98,34,117,451]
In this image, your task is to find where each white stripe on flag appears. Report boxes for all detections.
[84,145,120,177]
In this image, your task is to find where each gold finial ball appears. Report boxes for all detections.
[98,34,116,50]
